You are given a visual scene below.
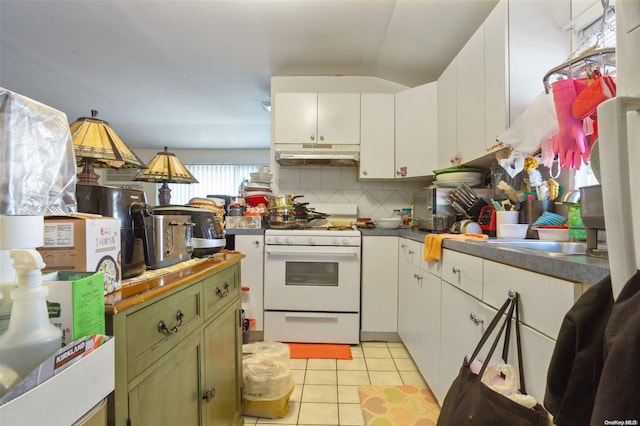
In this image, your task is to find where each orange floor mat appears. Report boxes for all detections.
[286,343,353,360]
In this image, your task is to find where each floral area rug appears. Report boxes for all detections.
[359,385,440,426]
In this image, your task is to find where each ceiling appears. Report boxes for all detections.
[0,0,498,151]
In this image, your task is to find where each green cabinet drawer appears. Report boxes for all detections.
[126,283,203,378]
[203,264,240,319]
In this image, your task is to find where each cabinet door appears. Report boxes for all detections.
[476,303,555,405]
[456,23,486,163]
[397,240,411,342]
[413,270,441,390]
[483,260,581,339]
[395,82,438,178]
[203,303,243,426]
[234,235,264,331]
[317,93,360,144]
[274,92,318,143]
[484,0,509,151]
[402,261,424,359]
[441,249,483,299]
[437,58,458,169]
[437,282,486,404]
[128,331,201,426]
[361,236,398,333]
[359,93,396,179]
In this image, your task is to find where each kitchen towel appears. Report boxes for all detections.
[424,233,488,262]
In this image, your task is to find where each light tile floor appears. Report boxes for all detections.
[242,341,431,426]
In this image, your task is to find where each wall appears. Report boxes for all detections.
[278,165,427,220]
[270,76,428,219]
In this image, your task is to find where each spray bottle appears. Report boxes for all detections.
[0,249,62,379]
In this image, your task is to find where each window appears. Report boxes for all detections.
[167,164,268,204]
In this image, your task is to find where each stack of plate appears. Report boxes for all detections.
[245,170,273,198]
[432,167,483,188]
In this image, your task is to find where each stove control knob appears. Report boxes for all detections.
[332,238,340,245]
[341,238,350,245]
[284,237,293,244]
[309,238,317,245]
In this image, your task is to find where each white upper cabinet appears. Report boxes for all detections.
[485,0,571,146]
[456,23,486,163]
[437,59,458,168]
[435,0,570,169]
[359,93,396,179]
[395,82,438,178]
[274,92,360,144]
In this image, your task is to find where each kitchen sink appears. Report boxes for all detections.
[483,239,588,256]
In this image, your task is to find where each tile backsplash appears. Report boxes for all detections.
[277,166,429,219]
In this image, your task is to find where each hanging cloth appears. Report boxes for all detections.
[544,276,613,425]
[590,270,640,425]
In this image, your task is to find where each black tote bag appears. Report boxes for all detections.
[437,293,551,426]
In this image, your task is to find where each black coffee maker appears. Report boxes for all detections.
[76,184,148,279]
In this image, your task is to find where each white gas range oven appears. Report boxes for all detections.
[263,204,361,344]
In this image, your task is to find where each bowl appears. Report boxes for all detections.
[245,195,269,207]
[534,226,570,241]
[376,217,402,229]
[497,223,529,239]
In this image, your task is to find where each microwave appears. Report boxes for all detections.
[413,186,492,231]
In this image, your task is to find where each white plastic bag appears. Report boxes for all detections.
[481,363,538,409]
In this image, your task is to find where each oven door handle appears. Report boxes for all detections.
[265,248,358,256]
[284,313,339,320]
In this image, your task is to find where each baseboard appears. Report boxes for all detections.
[360,331,401,342]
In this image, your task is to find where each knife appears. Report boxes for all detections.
[451,200,471,218]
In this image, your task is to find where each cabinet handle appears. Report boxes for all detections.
[319,135,324,141]
[310,135,315,141]
[408,250,414,255]
[202,387,216,403]
[254,240,260,247]
[158,310,184,335]
[362,170,368,176]
[469,312,484,326]
[215,282,230,299]
[452,266,461,274]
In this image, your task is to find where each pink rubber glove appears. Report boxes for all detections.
[551,79,588,170]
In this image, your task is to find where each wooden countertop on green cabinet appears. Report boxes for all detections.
[104,252,245,426]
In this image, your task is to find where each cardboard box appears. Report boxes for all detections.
[37,215,121,294]
[43,271,105,346]
[0,336,114,426]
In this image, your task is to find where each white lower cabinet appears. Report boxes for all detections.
[405,247,584,407]
[398,238,441,395]
[437,281,487,403]
[361,236,399,335]
[482,260,582,339]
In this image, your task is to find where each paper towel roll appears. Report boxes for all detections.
[0,215,44,249]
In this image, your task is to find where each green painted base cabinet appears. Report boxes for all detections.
[106,262,244,426]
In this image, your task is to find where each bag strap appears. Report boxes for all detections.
[471,292,529,395]
[465,292,526,394]
[514,293,527,394]
[477,296,517,378]
[465,294,515,367]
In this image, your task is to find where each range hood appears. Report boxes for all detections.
[274,144,359,167]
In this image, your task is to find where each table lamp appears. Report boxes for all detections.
[133,147,198,206]
[70,110,145,185]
